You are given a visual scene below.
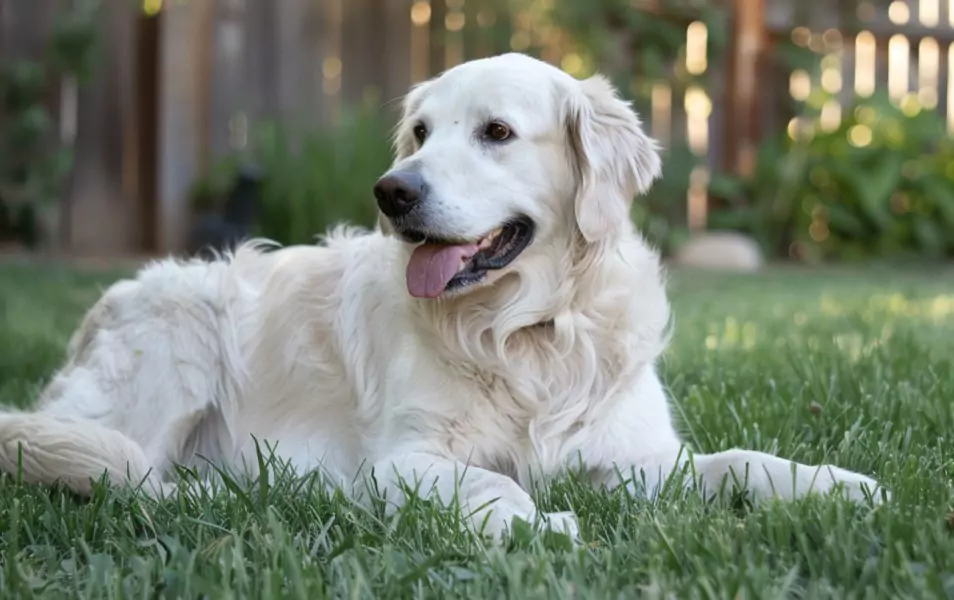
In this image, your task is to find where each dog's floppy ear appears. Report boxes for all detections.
[563,74,662,243]
[377,80,434,235]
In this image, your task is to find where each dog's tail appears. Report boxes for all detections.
[0,412,168,496]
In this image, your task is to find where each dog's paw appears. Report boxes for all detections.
[506,510,581,546]
[473,504,581,545]
[539,510,581,542]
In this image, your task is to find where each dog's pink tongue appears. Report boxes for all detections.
[406,243,478,298]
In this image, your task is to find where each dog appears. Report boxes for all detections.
[0,53,884,542]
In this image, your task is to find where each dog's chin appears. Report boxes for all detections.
[392,215,535,300]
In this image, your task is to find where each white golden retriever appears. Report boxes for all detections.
[0,53,883,541]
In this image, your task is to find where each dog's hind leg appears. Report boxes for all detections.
[0,264,238,497]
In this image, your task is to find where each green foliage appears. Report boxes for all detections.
[0,0,101,249]
[709,93,954,262]
[47,0,103,83]
[252,108,394,245]
[195,106,395,246]
[549,0,728,87]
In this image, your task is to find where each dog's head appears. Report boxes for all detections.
[375,53,662,301]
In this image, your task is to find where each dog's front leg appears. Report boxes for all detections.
[364,452,579,541]
[592,370,886,504]
[680,448,886,503]
[601,448,885,505]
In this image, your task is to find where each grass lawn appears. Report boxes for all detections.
[1,262,953,598]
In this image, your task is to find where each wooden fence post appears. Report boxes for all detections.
[156,0,213,254]
[722,0,766,176]
[383,0,413,113]
[67,0,142,255]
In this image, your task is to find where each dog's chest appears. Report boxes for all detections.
[440,362,590,482]
[396,321,636,485]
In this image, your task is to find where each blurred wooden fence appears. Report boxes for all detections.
[2,0,954,256]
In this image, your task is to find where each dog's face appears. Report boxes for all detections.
[374,53,662,300]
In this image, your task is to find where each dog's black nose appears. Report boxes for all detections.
[373,171,424,218]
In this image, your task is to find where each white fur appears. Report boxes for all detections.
[0,54,884,542]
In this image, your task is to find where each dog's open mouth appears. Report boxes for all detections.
[400,216,535,299]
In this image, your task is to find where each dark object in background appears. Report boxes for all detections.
[188,164,262,260]
[0,200,40,249]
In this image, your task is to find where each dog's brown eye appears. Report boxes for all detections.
[412,124,427,143]
[485,122,511,142]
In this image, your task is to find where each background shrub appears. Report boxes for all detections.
[193,106,394,247]
[709,92,954,263]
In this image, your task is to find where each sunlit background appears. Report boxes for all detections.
[2,0,954,267]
